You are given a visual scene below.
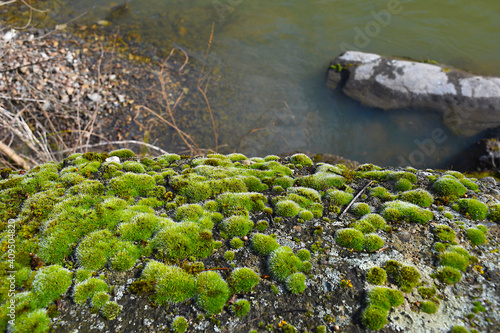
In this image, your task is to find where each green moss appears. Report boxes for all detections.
[436,266,462,285]
[13,309,50,333]
[460,178,479,191]
[109,148,135,159]
[434,224,456,243]
[350,202,370,217]
[351,220,375,234]
[395,178,412,192]
[195,271,230,314]
[118,213,172,241]
[155,266,196,305]
[444,212,454,220]
[451,326,469,333]
[122,161,146,173]
[381,200,433,224]
[286,272,306,294]
[171,315,188,332]
[151,222,214,261]
[488,203,500,222]
[73,278,109,305]
[108,172,156,198]
[433,176,467,198]
[101,301,121,320]
[361,306,388,330]
[224,251,235,261]
[472,301,486,313]
[466,227,486,245]
[296,249,311,261]
[363,234,384,252]
[32,265,72,307]
[296,172,345,190]
[91,291,111,310]
[325,189,353,205]
[360,214,387,229]
[335,228,364,251]
[220,215,254,238]
[458,199,488,220]
[216,192,266,217]
[268,246,304,282]
[275,199,301,217]
[366,267,387,285]
[110,242,141,271]
[228,267,260,293]
[251,233,280,256]
[417,286,436,299]
[398,189,433,207]
[255,220,269,232]
[297,210,313,221]
[290,153,313,166]
[421,300,438,314]
[440,251,469,271]
[384,260,420,292]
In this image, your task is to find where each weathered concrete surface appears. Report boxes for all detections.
[327,51,500,137]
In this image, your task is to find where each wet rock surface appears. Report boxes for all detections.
[327,51,500,137]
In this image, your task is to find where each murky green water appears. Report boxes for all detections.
[58,1,500,167]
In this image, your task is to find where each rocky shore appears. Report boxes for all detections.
[0,151,498,333]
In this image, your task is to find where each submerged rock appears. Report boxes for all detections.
[327,51,500,137]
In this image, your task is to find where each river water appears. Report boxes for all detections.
[59,0,500,167]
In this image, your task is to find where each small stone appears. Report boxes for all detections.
[106,156,120,164]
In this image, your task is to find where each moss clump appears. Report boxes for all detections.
[108,172,156,198]
[216,192,267,217]
[231,299,251,317]
[325,189,353,206]
[224,251,235,261]
[175,204,204,221]
[433,176,467,198]
[101,301,121,320]
[295,172,345,191]
[460,178,479,191]
[395,178,412,192]
[335,228,364,251]
[268,246,305,282]
[440,249,469,271]
[13,308,51,333]
[360,213,387,230]
[384,260,420,292]
[421,300,438,314]
[433,224,456,243]
[350,202,371,217]
[230,237,244,249]
[398,189,433,207]
[91,291,111,310]
[417,286,436,299]
[122,161,146,173]
[171,315,188,332]
[451,326,469,333]
[296,249,311,261]
[362,287,404,330]
[255,220,269,232]
[228,267,260,293]
[466,227,487,245]
[290,153,313,166]
[363,234,384,252]
[444,212,454,219]
[298,210,314,221]
[351,220,375,234]
[219,215,254,238]
[32,264,72,307]
[286,272,306,294]
[488,203,500,223]
[151,222,214,261]
[195,271,230,314]
[251,233,280,256]
[381,200,433,224]
[73,278,109,305]
[436,266,462,285]
[370,186,394,201]
[366,267,387,285]
[458,199,488,220]
[275,199,301,217]
[109,148,135,159]
[155,266,196,305]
